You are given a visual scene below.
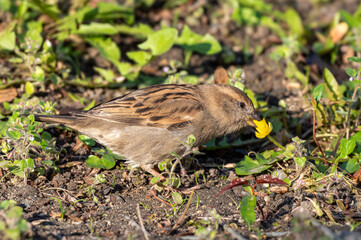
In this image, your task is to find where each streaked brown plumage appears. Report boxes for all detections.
[34,68,258,176]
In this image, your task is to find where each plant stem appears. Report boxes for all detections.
[266,135,285,151]
[312,97,327,165]
[345,85,361,139]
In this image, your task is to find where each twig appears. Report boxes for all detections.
[173,190,194,229]
[312,100,327,165]
[346,85,361,139]
[136,204,150,240]
[263,231,291,237]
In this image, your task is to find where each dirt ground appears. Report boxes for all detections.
[1,0,361,239]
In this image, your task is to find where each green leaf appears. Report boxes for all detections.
[31,66,45,82]
[158,161,167,171]
[116,23,154,38]
[323,68,341,101]
[284,8,304,36]
[85,37,121,65]
[25,21,43,47]
[84,100,95,111]
[313,39,335,55]
[236,155,273,175]
[150,175,160,184]
[341,158,360,173]
[105,148,123,160]
[338,138,356,159]
[114,62,132,76]
[18,159,27,171]
[86,154,115,169]
[101,154,115,169]
[0,0,11,11]
[94,67,114,82]
[351,132,361,145]
[6,131,21,140]
[126,51,152,66]
[25,82,35,95]
[138,28,178,56]
[0,200,17,209]
[345,68,357,78]
[176,25,221,55]
[6,206,24,218]
[41,131,52,141]
[312,84,325,102]
[171,192,183,206]
[26,158,34,169]
[187,134,196,145]
[76,22,118,35]
[85,155,102,168]
[260,16,286,38]
[284,144,295,159]
[96,2,134,24]
[240,195,256,229]
[78,135,96,147]
[294,157,306,167]
[0,121,9,137]
[29,0,60,20]
[340,10,360,28]
[0,24,15,51]
[348,57,361,63]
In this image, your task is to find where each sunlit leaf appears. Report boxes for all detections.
[236,154,275,175]
[138,28,177,56]
[323,68,341,100]
[294,156,306,167]
[78,135,96,147]
[6,131,21,140]
[85,37,121,65]
[240,195,256,229]
[0,24,15,51]
[171,192,183,206]
[345,67,357,78]
[338,138,356,159]
[284,8,304,36]
[340,10,361,28]
[176,25,221,55]
[76,23,118,35]
[31,66,45,82]
[101,154,115,169]
[348,57,361,63]
[126,51,152,66]
[341,159,360,173]
[96,2,134,24]
[25,82,35,95]
[312,84,325,103]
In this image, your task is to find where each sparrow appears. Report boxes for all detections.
[34,68,258,177]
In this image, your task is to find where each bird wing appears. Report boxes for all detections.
[75,84,203,130]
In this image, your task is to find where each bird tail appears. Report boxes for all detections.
[34,114,78,125]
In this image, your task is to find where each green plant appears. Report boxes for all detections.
[0,200,29,240]
[192,209,222,240]
[50,197,84,220]
[0,109,59,179]
[217,175,286,229]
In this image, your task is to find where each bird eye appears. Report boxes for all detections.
[238,101,246,109]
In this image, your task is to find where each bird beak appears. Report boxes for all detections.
[246,114,260,127]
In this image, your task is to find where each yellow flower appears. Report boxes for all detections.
[253,118,273,139]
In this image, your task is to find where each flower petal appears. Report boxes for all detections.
[253,118,272,139]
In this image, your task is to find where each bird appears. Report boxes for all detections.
[34,68,258,177]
